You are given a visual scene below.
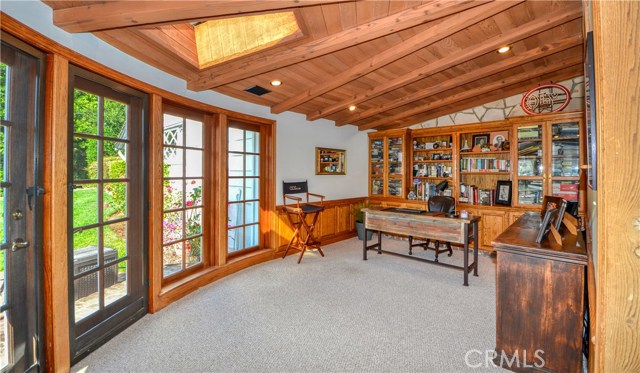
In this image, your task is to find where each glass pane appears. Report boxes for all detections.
[103,141,127,179]
[74,274,99,322]
[185,179,203,207]
[552,181,579,202]
[371,178,383,195]
[186,237,202,268]
[185,119,203,148]
[163,242,183,278]
[517,125,543,177]
[73,89,98,135]
[245,202,259,224]
[244,224,259,249]
[104,261,127,307]
[551,122,580,178]
[387,178,402,197]
[517,125,542,141]
[517,155,543,177]
[228,153,243,176]
[73,137,99,180]
[104,221,127,262]
[245,130,259,153]
[371,139,383,161]
[518,180,543,205]
[163,211,183,244]
[163,114,183,146]
[0,64,7,121]
[228,203,243,228]
[73,227,99,275]
[104,182,127,221]
[163,179,183,210]
[228,127,244,152]
[163,147,183,178]
[73,183,98,227]
[551,121,579,139]
[552,155,580,177]
[0,126,5,183]
[186,207,202,237]
[1,310,7,368]
[185,149,203,177]
[103,98,128,140]
[245,177,259,200]
[229,178,243,202]
[245,154,259,176]
[228,227,243,253]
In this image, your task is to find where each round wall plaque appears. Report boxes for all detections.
[520,83,571,115]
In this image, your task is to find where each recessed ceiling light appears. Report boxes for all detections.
[348,105,357,111]
[270,80,282,86]
[497,46,511,54]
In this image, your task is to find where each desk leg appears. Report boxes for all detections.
[473,221,479,277]
[377,230,382,254]
[463,223,469,286]
[363,228,368,260]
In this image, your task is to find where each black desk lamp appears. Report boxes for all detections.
[435,180,449,195]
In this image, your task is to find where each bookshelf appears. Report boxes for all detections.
[368,129,409,198]
[458,129,512,207]
[410,130,455,201]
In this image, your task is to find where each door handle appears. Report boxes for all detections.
[11,238,30,252]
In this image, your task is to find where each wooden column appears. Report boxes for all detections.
[147,94,163,313]
[592,1,640,372]
[43,54,70,372]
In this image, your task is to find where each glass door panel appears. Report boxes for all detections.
[370,138,383,196]
[516,125,544,206]
[386,137,403,196]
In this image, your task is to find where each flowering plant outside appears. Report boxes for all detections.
[162,179,203,270]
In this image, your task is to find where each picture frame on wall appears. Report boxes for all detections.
[472,134,490,148]
[495,180,512,206]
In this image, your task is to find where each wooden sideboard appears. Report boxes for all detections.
[493,212,587,373]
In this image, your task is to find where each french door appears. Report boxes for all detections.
[68,68,147,362]
[0,39,44,372]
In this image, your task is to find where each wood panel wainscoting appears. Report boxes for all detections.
[275,197,365,252]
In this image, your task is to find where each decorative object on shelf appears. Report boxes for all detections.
[460,210,469,219]
[407,191,417,200]
[495,180,512,206]
[472,134,490,148]
[431,153,442,160]
[501,140,510,151]
[461,139,471,152]
[478,189,493,205]
[316,147,346,175]
[490,131,509,149]
[520,83,572,115]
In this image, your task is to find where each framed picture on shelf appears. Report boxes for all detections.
[478,189,492,205]
[536,207,559,243]
[431,153,441,160]
[541,196,568,231]
[472,134,490,148]
[495,180,512,206]
[490,131,509,149]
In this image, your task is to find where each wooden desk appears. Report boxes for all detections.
[362,207,480,286]
[492,212,587,373]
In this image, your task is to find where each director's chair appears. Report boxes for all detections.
[282,181,325,264]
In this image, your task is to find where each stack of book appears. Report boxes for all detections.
[460,158,510,172]
[413,180,437,201]
[518,127,541,139]
[552,182,578,201]
[414,164,453,177]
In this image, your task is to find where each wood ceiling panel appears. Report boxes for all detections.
[44,0,584,130]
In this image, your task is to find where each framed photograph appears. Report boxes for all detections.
[478,189,492,205]
[315,147,346,175]
[536,207,559,243]
[541,196,567,231]
[431,153,441,160]
[490,131,509,149]
[495,180,512,206]
[472,134,490,148]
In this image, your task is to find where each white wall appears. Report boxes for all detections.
[1,1,369,201]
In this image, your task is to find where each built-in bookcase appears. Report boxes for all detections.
[410,130,455,200]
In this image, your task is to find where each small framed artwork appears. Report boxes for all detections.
[495,180,512,206]
[490,131,509,149]
[536,207,559,243]
[541,196,567,231]
[315,147,346,175]
[431,153,442,160]
[478,189,492,205]
[472,134,490,148]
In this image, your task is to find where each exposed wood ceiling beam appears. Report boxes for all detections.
[384,65,584,130]
[186,0,487,91]
[359,56,583,130]
[313,8,583,123]
[137,25,200,69]
[270,0,522,114]
[338,34,582,126]
[52,0,355,33]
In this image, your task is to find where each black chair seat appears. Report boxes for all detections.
[300,204,324,213]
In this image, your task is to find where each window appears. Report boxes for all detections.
[162,108,205,279]
[227,124,261,254]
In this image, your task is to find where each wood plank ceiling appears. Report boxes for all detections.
[44,0,584,131]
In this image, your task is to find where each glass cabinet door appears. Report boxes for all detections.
[370,138,384,196]
[386,136,403,197]
[516,124,544,205]
[550,121,580,202]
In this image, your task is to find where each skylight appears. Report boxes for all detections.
[194,12,302,69]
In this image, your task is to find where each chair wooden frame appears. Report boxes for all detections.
[282,181,326,264]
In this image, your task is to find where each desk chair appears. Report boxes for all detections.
[408,196,455,261]
[282,181,325,264]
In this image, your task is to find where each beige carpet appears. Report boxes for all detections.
[72,236,507,372]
